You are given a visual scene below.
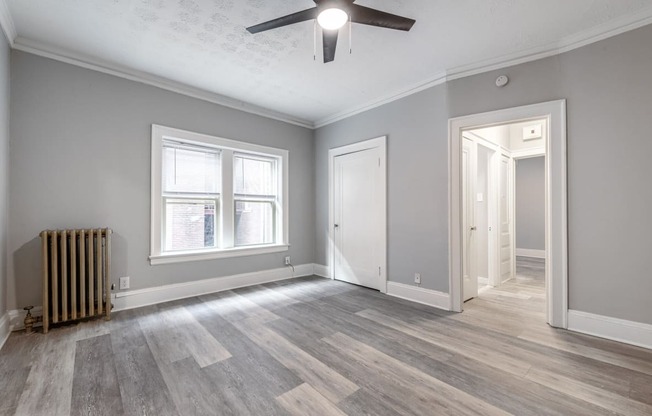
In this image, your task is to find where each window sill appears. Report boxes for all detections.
[149,244,289,265]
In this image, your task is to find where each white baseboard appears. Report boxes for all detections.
[313,264,330,279]
[515,248,545,259]
[568,310,652,350]
[0,313,10,351]
[113,263,315,311]
[7,264,318,331]
[386,281,451,311]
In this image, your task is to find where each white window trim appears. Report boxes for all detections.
[150,124,289,265]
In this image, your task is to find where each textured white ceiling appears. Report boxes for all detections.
[7,0,652,125]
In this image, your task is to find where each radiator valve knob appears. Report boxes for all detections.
[23,306,36,335]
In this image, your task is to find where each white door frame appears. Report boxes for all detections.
[462,137,478,300]
[500,151,516,285]
[328,136,388,293]
[449,100,568,328]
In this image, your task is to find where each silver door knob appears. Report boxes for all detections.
[334,224,339,228]
[470,226,477,231]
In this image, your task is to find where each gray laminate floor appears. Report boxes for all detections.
[2,266,652,416]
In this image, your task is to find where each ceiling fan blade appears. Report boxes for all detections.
[349,4,415,31]
[246,7,318,34]
[322,29,339,63]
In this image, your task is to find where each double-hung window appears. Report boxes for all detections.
[150,125,288,264]
[234,154,277,246]
[162,141,220,252]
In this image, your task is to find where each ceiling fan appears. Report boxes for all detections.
[246,0,416,63]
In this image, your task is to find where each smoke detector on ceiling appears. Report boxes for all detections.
[495,75,509,87]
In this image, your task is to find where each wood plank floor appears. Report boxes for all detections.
[1,258,651,415]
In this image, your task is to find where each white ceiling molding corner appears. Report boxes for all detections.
[12,36,315,130]
[5,3,652,130]
[313,71,448,129]
[0,0,16,46]
[447,4,652,82]
[315,7,652,128]
[316,5,652,128]
[555,4,652,54]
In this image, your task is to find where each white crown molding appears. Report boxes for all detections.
[557,5,652,55]
[0,0,16,46]
[446,6,652,82]
[4,6,652,130]
[313,72,448,129]
[12,37,314,129]
[568,310,652,350]
[315,7,652,128]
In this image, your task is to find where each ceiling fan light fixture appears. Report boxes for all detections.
[317,8,348,30]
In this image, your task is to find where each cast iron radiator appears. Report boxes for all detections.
[40,228,112,333]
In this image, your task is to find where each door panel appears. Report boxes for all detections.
[333,148,382,290]
[499,154,513,283]
[463,138,477,301]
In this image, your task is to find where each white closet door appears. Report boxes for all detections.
[333,147,383,290]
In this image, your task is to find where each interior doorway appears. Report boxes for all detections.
[328,136,387,292]
[449,100,568,328]
[461,120,545,301]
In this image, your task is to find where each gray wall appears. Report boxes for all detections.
[8,51,315,310]
[0,33,9,317]
[316,24,652,324]
[315,85,450,292]
[515,157,545,251]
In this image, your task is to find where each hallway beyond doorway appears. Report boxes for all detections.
[470,256,546,324]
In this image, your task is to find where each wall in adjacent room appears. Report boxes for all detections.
[470,125,510,149]
[316,24,652,324]
[8,51,315,310]
[515,157,545,251]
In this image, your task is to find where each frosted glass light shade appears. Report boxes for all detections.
[317,8,348,30]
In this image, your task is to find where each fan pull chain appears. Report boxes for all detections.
[349,15,352,54]
[313,20,317,61]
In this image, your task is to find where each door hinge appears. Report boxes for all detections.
[378,158,381,167]
[378,266,381,276]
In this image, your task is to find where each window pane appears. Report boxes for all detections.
[165,199,216,251]
[163,146,220,194]
[234,201,274,246]
[234,155,274,195]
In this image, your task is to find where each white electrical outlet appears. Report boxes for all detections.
[414,273,421,284]
[285,256,291,265]
[119,276,130,290]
